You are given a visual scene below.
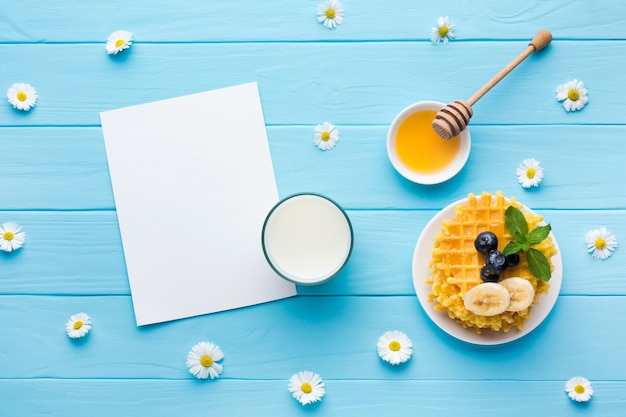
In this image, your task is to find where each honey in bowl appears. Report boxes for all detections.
[394,110,461,174]
[386,101,471,185]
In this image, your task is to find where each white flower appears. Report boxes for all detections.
[314,121,340,150]
[0,222,26,252]
[431,16,456,45]
[556,79,588,112]
[106,30,133,55]
[317,0,344,29]
[565,376,594,402]
[516,158,544,188]
[288,371,326,406]
[585,227,618,260]
[377,330,413,365]
[65,313,91,339]
[6,83,38,111]
[186,341,224,380]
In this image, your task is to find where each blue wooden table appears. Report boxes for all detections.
[2,1,625,415]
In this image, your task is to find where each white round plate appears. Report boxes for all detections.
[412,198,562,345]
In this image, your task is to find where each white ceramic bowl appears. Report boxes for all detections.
[386,101,471,185]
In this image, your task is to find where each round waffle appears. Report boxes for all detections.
[427,191,558,333]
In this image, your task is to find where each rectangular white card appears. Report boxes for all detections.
[100,82,296,326]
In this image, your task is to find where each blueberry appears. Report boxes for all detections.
[480,265,500,283]
[486,250,508,274]
[506,253,521,267]
[474,232,498,255]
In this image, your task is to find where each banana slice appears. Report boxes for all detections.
[463,283,511,316]
[500,277,535,312]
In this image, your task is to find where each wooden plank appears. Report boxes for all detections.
[1,379,622,417]
[0,295,623,381]
[0,128,114,210]
[0,209,623,296]
[1,126,626,210]
[0,0,623,42]
[0,41,623,126]
[270,124,626,210]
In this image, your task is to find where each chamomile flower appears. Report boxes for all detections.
[556,79,588,112]
[317,0,344,29]
[565,376,594,402]
[314,121,340,150]
[516,158,544,188]
[288,370,326,406]
[186,341,224,380]
[65,313,91,339]
[6,83,38,111]
[0,222,26,252]
[377,330,413,365]
[106,30,133,55]
[585,227,618,260]
[431,16,456,45]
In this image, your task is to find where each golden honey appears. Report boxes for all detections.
[394,110,461,173]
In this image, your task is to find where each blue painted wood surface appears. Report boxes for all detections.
[1,1,625,415]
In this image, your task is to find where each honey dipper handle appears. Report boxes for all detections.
[466,30,552,107]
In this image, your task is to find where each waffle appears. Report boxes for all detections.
[427,191,557,333]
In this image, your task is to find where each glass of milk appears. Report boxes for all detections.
[262,193,353,285]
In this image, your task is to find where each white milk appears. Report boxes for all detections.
[262,194,353,285]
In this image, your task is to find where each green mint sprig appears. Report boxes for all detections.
[501,206,552,281]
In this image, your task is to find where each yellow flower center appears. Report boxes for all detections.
[321,131,331,141]
[16,92,27,101]
[301,382,313,394]
[439,26,449,37]
[115,39,125,48]
[3,231,14,241]
[325,8,336,19]
[73,320,83,330]
[388,340,401,351]
[568,89,580,101]
[200,355,213,367]
[526,168,536,179]
[574,384,586,394]
[595,237,606,249]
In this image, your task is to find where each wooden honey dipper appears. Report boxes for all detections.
[432,29,553,140]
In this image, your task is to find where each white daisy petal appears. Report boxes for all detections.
[516,158,544,188]
[316,0,344,30]
[585,227,617,259]
[564,100,574,112]
[106,30,133,55]
[6,83,38,111]
[65,312,92,339]
[431,16,456,45]
[186,341,224,380]
[377,330,413,365]
[565,376,594,402]
[313,121,340,150]
[556,79,588,112]
[0,222,26,252]
[288,370,326,406]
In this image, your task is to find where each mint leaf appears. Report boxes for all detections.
[505,206,528,238]
[526,247,551,281]
[502,241,524,256]
[499,206,552,281]
[527,224,551,245]
[514,231,527,244]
